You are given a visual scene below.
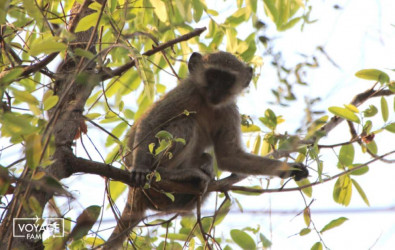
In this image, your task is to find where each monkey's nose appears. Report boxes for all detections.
[248,66,253,74]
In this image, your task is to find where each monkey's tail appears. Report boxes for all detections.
[102,187,146,250]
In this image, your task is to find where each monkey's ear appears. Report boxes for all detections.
[188,52,203,73]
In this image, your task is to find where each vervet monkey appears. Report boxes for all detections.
[104,51,308,248]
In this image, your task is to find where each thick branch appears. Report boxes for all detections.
[67,150,395,195]
[101,27,207,81]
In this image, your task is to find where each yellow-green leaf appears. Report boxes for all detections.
[43,91,59,111]
[296,178,312,197]
[385,123,395,133]
[380,97,389,122]
[253,135,261,155]
[349,165,369,176]
[320,217,348,233]
[355,69,390,84]
[25,134,42,169]
[108,180,127,208]
[303,207,311,226]
[351,179,370,206]
[300,228,311,236]
[28,196,42,216]
[75,12,99,32]
[230,229,256,250]
[344,104,359,113]
[0,68,23,86]
[311,242,323,250]
[11,88,39,105]
[263,0,278,24]
[214,199,231,226]
[30,37,67,56]
[339,144,354,166]
[150,0,168,22]
[328,106,360,123]
[333,175,352,206]
[241,124,261,132]
[85,113,101,120]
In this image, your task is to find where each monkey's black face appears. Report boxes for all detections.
[205,68,236,105]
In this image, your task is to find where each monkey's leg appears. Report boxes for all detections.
[196,152,214,179]
[103,187,147,250]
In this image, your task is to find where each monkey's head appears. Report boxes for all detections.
[188,51,253,107]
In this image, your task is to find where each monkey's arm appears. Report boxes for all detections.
[214,116,308,180]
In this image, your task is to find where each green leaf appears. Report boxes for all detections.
[230,229,256,250]
[349,165,369,175]
[226,8,247,26]
[380,97,389,122]
[351,179,370,206]
[355,69,390,84]
[226,28,238,53]
[253,135,261,155]
[43,90,59,110]
[174,138,186,145]
[366,140,377,154]
[300,228,311,236]
[71,205,101,241]
[339,144,354,166]
[0,68,24,86]
[155,130,173,140]
[259,233,272,248]
[320,217,348,233]
[105,122,127,147]
[150,0,168,22]
[160,233,188,241]
[30,37,67,56]
[263,0,278,24]
[192,0,204,22]
[303,207,311,226]
[344,104,359,113]
[385,123,395,133]
[363,120,373,134]
[333,175,352,206]
[11,88,39,105]
[75,12,99,32]
[363,105,378,117]
[85,113,101,120]
[1,112,37,137]
[108,181,127,206]
[279,16,302,31]
[311,242,323,250]
[214,199,231,226]
[328,106,360,123]
[296,178,312,197]
[74,48,95,60]
[232,185,263,196]
[28,196,42,216]
[164,192,175,202]
[25,134,42,169]
[22,0,43,23]
[241,124,261,132]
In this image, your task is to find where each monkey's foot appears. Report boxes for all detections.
[130,168,150,187]
[289,163,309,181]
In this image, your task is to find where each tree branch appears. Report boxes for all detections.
[101,27,207,81]
[320,88,394,135]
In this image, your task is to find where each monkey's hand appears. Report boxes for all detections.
[130,168,150,187]
[280,163,309,181]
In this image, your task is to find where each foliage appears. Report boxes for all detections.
[0,0,394,249]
